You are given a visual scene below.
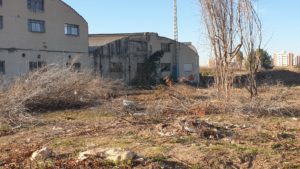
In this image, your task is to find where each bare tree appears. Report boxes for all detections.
[199,0,261,99]
[199,0,242,99]
[237,0,262,97]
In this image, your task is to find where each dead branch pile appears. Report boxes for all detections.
[236,98,300,117]
[231,86,300,117]
[0,65,124,127]
[113,85,228,125]
[115,85,300,125]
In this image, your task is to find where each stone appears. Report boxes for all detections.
[105,149,136,162]
[78,148,136,163]
[30,147,55,161]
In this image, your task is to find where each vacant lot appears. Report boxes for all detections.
[0,84,300,169]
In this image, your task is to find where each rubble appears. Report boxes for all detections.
[30,147,55,161]
[78,148,137,163]
[156,117,234,139]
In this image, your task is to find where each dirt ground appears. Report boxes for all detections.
[0,85,300,169]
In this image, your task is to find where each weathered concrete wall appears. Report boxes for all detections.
[89,33,200,84]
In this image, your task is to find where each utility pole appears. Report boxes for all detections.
[173,0,178,42]
[172,0,179,81]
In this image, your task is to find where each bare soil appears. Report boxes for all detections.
[0,86,300,169]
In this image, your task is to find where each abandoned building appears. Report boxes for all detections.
[89,33,200,85]
[0,1,200,85]
[0,0,90,77]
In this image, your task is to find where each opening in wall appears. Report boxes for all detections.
[0,61,5,74]
[110,62,122,72]
[0,16,3,30]
[29,61,46,71]
[161,63,171,72]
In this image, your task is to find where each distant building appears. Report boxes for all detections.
[0,0,90,77]
[89,33,200,84]
[273,52,300,67]
[207,57,241,69]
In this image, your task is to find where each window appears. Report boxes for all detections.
[161,43,171,52]
[110,62,122,72]
[28,19,45,33]
[66,62,81,71]
[0,16,2,29]
[0,0,2,6]
[184,64,193,72]
[137,42,147,52]
[64,24,79,36]
[27,0,44,12]
[72,63,81,71]
[161,63,171,72]
[0,61,5,74]
[29,61,46,71]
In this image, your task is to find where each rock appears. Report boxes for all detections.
[133,112,148,116]
[105,149,136,162]
[78,148,107,161]
[156,124,177,137]
[123,100,137,108]
[30,147,55,161]
[78,148,137,163]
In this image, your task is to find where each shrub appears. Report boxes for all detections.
[0,65,124,127]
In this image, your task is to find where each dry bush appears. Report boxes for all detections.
[116,85,221,124]
[0,65,124,127]
[232,85,300,117]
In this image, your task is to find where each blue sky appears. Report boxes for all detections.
[63,0,300,65]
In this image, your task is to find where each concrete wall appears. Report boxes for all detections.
[0,0,90,77]
[89,33,200,84]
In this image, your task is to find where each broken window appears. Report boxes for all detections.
[72,63,81,71]
[137,42,147,51]
[29,61,46,71]
[27,0,44,12]
[161,63,171,72]
[129,41,147,52]
[0,61,5,74]
[0,16,2,29]
[65,24,79,36]
[161,43,171,52]
[110,62,122,72]
[28,19,45,33]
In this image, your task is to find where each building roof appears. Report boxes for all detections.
[89,35,127,46]
[88,32,158,47]
[89,33,198,53]
[89,32,157,37]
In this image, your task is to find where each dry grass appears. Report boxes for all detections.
[0,65,123,128]
[0,84,299,168]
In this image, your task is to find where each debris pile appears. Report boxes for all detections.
[156,117,234,139]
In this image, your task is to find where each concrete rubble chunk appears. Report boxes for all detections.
[78,148,137,163]
[30,147,55,161]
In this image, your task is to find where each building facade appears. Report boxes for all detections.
[0,0,90,77]
[89,33,200,84]
[273,52,300,67]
